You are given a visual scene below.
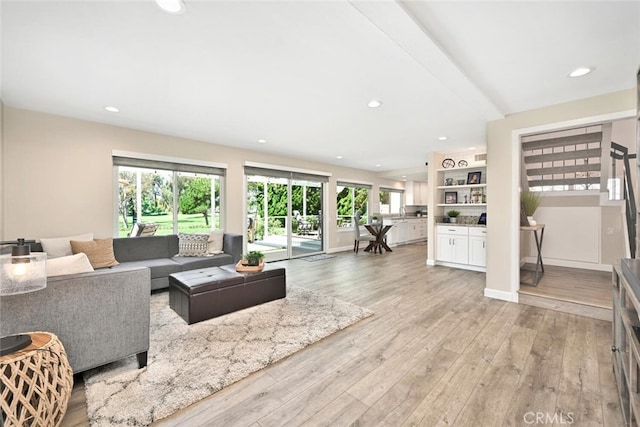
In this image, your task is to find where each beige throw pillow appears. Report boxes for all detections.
[40,232,94,258]
[207,230,224,255]
[47,253,94,277]
[70,238,119,269]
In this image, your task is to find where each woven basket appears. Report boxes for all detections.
[0,332,74,427]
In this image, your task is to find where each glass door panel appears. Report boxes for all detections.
[247,175,288,262]
[291,179,323,258]
[247,174,324,261]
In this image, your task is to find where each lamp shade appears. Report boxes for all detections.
[0,252,47,295]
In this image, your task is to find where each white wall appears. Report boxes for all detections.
[1,106,403,252]
[486,89,636,302]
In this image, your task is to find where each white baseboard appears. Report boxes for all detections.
[484,288,518,303]
[427,259,436,266]
[523,256,612,272]
[435,261,486,273]
[327,246,353,254]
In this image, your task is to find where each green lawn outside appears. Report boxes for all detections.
[118,213,219,237]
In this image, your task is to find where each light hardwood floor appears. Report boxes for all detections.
[519,263,613,321]
[62,243,622,426]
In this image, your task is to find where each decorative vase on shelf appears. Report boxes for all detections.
[527,216,537,226]
[450,217,457,223]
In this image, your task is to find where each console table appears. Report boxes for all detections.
[0,332,73,427]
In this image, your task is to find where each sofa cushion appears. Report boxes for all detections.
[40,232,94,258]
[172,254,234,270]
[176,233,209,257]
[46,253,94,277]
[207,230,225,255]
[71,238,119,269]
[113,235,172,262]
[112,259,181,279]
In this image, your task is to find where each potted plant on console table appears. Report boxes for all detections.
[237,250,265,272]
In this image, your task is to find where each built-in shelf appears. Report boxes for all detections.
[436,184,487,190]
[437,203,486,207]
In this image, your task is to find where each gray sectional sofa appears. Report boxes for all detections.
[1,266,151,373]
[110,233,243,290]
[0,232,243,373]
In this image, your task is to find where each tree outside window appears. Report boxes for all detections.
[336,185,368,227]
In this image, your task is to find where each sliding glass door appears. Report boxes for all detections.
[245,167,326,262]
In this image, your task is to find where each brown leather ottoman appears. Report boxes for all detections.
[168,264,286,324]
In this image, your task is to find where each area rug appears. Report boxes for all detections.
[299,254,336,262]
[83,286,373,426]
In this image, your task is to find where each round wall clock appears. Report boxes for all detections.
[442,158,455,168]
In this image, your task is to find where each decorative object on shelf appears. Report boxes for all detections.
[457,179,466,185]
[0,238,47,356]
[447,210,461,223]
[520,190,541,226]
[458,160,468,167]
[445,192,458,204]
[466,171,482,185]
[464,195,468,204]
[471,189,483,204]
[442,158,455,168]
[371,215,380,224]
[444,178,454,186]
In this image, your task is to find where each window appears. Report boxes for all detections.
[114,156,225,236]
[379,187,403,215]
[336,181,370,227]
[522,126,602,192]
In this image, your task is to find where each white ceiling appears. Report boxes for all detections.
[2,0,638,177]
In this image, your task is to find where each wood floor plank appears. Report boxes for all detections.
[58,243,622,427]
[502,309,569,426]
[555,315,604,426]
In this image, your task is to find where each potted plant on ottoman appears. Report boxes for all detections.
[447,210,461,224]
[237,250,265,272]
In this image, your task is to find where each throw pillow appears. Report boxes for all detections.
[40,232,94,258]
[47,253,94,277]
[207,230,224,255]
[176,233,209,257]
[70,238,119,269]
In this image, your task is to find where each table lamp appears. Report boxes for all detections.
[0,238,47,355]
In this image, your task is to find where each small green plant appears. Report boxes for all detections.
[521,191,541,216]
[244,250,264,266]
[447,210,461,218]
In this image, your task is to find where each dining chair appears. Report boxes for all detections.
[353,212,376,253]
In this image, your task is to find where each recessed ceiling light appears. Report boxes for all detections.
[105,106,119,113]
[438,136,447,141]
[336,155,343,159]
[367,100,382,109]
[257,139,267,144]
[568,67,594,78]
[375,164,382,167]
[401,175,407,178]
[155,0,186,14]
[468,146,476,150]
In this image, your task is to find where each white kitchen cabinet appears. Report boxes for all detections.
[436,226,469,264]
[468,227,487,267]
[405,181,428,206]
[436,225,486,271]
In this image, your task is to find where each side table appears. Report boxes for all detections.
[520,224,545,286]
[0,332,73,427]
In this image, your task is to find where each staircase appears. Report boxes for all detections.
[610,141,637,258]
